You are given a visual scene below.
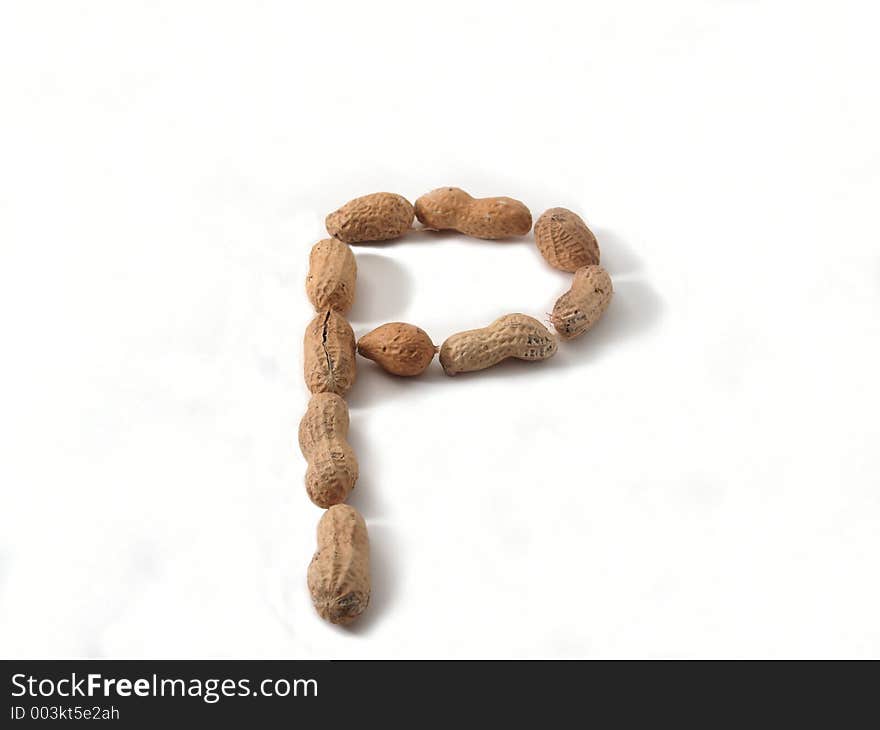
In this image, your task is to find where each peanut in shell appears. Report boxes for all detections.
[550,265,613,340]
[298,393,358,508]
[534,207,600,273]
[357,322,437,376]
[439,313,557,375]
[306,238,357,313]
[414,187,532,239]
[325,192,414,243]
[303,309,357,396]
[307,504,371,625]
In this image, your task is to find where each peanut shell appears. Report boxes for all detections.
[325,192,414,243]
[551,265,613,340]
[439,313,557,375]
[534,207,600,272]
[414,187,532,239]
[357,322,437,376]
[306,238,357,313]
[298,393,358,508]
[307,504,370,625]
[303,309,357,396]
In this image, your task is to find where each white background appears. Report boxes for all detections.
[1,1,878,659]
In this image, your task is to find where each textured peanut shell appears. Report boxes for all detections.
[534,207,600,272]
[414,187,532,239]
[307,504,370,625]
[325,192,414,243]
[298,393,358,508]
[306,238,357,313]
[439,313,557,375]
[303,310,357,395]
[357,322,437,376]
[551,265,613,340]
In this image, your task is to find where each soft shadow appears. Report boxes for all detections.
[561,279,664,359]
[346,359,426,409]
[397,227,532,246]
[345,412,388,520]
[348,254,413,325]
[594,228,644,277]
[342,524,397,634]
[351,351,573,398]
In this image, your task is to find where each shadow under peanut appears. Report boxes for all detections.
[344,412,388,520]
[557,279,664,362]
[345,360,421,409]
[593,228,645,278]
[347,253,413,326]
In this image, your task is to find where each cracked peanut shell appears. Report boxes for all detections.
[414,187,532,239]
[439,313,557,375]
[303,309,357,396]
[534,207,600,273]
[306,238,357,313]
[325,192,414,243]
[308,504,370,625]
[551,265,613,340]
[298,393,358,508]
[357,322,437,376]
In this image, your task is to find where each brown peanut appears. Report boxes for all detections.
[534,207,600,273]
[306,238,357,313]
[307,504,370,625]
[439,313,557,375]
[298,393,358,508]
[414,187,532,239]
[325,192,414,243]
[551,265,613,340]
[357,322,437,377]
[303,309,357,395]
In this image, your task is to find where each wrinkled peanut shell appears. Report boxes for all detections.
[308,504,371,625]
[325,192,414,243]
[303,309,357,396]
[306,238,357,313]
[439,313,557,375]
[415,187,532,239]
[534,207,600,273]
[551,265,613,340]
[357,322,437,376]
[298,393,358,508]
